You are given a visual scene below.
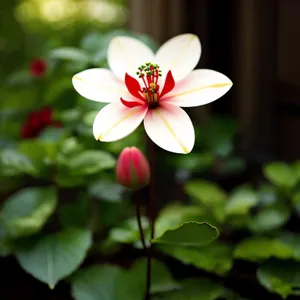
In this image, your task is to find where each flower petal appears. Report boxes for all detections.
[155,34,201,82]
[93,102,147,142]
[107,36,155,80]
[159,70,175,99]
[120,98,144,108]
[144,103,195,154]
[72,68,129,102]
[162,69,233,107]
[125,73,145,101]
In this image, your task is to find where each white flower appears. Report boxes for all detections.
[72,34,232,154]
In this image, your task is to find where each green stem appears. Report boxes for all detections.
[145,139,156,300]
[135,191,147,250]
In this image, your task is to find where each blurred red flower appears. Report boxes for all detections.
[30,58,47,77]
[21,107,62,139]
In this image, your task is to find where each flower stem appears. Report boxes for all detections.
[135,191,147,250]
[145,139,156,300]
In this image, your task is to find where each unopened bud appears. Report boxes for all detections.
[116,147,150,189]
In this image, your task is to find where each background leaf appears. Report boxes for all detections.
[184,180,227,206]
[263,162,298,189]
[257,259,300,299]
[17,229,92,288]
[234,237,293,262]
[153,222,218,247]
[65,150,116,175]
[160,242,232,275]
[0,187,57,238]
[156,278,225,300]
[225,186,258,215]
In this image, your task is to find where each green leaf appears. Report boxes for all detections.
[293,161,300,181]
[263,162,298,189]
[157,278,225,300]
[71,264,144,300]
[0,149,37,176]
[88,180,125,202]
[160,243,232,275]
[108,217,150,245]
[153,222,218,247]
[83,110,99,126]
[257,259,300,299]
[59,137,83,156]
[49,47,90,63]
[17,229,92,288]
[292,192,300,215]
[0,235,14,257]
[280,232,300,261]
[234,237,293,262]
[184,179,227,206]
[155,203,208,239]
[257,184,278,206]
[225,186,258,215]
[248,203,290,233]
[39,127,67,142]
[19,139,58,173]
[44,78,73,105]
[66,150,116,175]
[131,259,180,294]
[55,169,85,187]
[0,187,57,238]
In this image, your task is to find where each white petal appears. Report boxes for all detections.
[162,69,233,107]
[93,102,147,142]
[155,34,201,82]
[72,68,130,102]
[107,36,155,80]
[144,103,195,154]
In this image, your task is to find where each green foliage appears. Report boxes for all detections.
[184,179,227,206]
[17,229,92,288]
[160,242,233,276]
[153,222,218,246]
[3,18,300,300]
[0,187,57,238]
[248,203,290,233]
[0,149,37,177]
[257,259,300,299]
[70,259,177,300]
[88,180,125,202]
[64,150,116,175]
[156,278,225,300]
[263,162,298,189]
[225,186,258,215]
[234,237,293,262]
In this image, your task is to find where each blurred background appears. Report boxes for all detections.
[1,0,300,300]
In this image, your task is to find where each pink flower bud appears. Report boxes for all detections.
[116,147,150,189]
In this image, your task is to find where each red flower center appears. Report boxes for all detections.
[121,63,175,109]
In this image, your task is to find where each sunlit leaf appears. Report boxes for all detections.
[234,237,293,262]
